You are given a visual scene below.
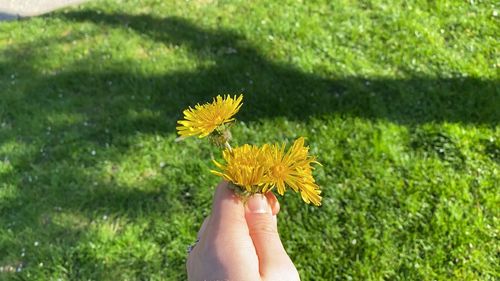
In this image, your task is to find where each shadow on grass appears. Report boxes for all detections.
[58,11,499,124]
[0,8,498,279]
[3,11,499,128]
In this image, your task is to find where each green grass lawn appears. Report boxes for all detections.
[0,0,498,280]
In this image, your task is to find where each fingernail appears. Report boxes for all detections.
[246,194,271,214]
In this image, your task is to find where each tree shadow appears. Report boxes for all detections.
[54,10,499,125]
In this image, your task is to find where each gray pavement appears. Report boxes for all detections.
[0,0,89,20]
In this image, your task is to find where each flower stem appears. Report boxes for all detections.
[224,141,233,153]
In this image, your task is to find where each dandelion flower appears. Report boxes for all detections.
[177,94,243,138]
[298,181,322,206]
[211,144,267,193]
[262,137,322,206]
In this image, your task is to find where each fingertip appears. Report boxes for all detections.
[212,181,241,210]
[246,194,272,214]
[213,181,231,202]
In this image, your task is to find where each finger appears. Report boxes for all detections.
[197,216,210,239]
[264,192,280,216]
[187,217,209,258]
[203,181,260,278]
[245,194,298,280]
[209,181,247,234]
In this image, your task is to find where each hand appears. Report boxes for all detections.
[187,181,300,281]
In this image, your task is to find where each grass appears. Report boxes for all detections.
[0,0,498,280]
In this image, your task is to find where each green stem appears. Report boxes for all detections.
[224,141,233,153]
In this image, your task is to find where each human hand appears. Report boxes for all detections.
[186,181,300,281]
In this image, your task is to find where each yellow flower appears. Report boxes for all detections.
[177,94,243,138]
[210,144,267,193]
[210,138,322,206]
[262,137,322,206]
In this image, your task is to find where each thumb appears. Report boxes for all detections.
[245,195,300,280]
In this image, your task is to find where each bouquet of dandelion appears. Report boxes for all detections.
[176,95,322,206]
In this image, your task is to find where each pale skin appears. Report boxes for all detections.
[187,181,301,281]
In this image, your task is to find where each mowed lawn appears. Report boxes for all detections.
[0,0,498,280]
